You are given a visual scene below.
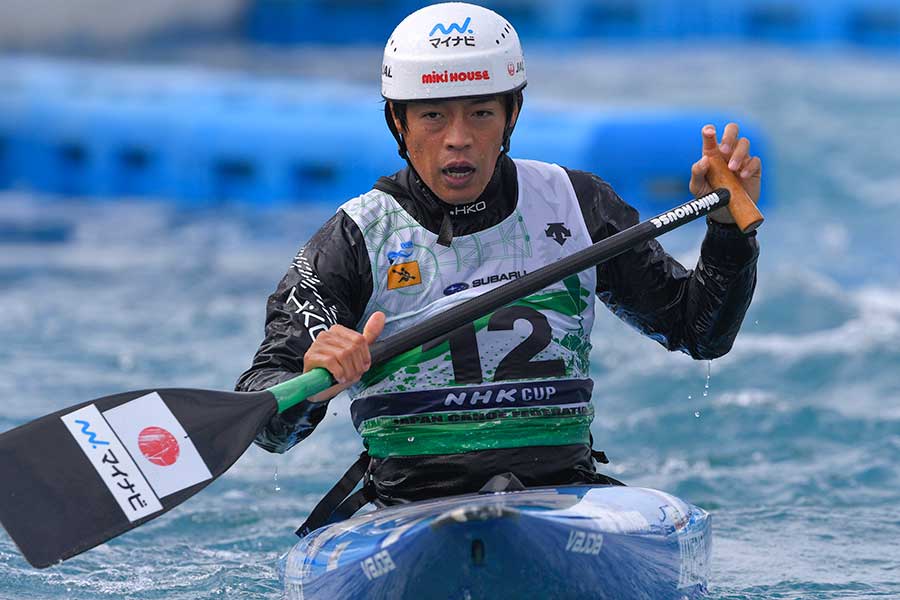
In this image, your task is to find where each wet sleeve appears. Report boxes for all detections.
[566,169,759,359]
[235,210,373,453]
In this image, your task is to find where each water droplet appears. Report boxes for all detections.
[703,361,712,398]
[754,320,759,326]
[687,394,692,400]
[407,437,415,443]
[273,465,281,492]
[332,412,338,417]
[694,411,701,418]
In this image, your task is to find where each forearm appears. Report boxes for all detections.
[236,364,329,454]
[236,211,373,453]
[677,220,759,358]
[574,170,759,359]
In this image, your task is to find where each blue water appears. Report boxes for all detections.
[2,46,900,599]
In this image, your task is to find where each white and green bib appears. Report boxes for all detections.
[341,159,597,458]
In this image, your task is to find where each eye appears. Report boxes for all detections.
[420,111,441,120]
[474,109,494,118]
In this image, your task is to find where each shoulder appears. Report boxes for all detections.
[339,188,399,220]
[559,168,640,240]
[511,158,565,180]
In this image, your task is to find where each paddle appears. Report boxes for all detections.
[0,182,753,569]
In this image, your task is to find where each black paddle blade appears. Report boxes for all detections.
[0,387,277,568]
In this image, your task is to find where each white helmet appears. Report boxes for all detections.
[381,2,526,102]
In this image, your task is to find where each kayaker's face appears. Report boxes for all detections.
[393,97,517,204]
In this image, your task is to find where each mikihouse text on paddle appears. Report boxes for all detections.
[0,187,741,568]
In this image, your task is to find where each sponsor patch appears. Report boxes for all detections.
[449,200,486,216]
[61,404,163,522]
[387,240,414,264]
[545,222,572,246]
[421,69,490,85]
[103,392,212,498]
[443,282,469,296]
[471,270,526,288]
[429,17,473,37]
[430,35,476,48]
[387,261,422,290]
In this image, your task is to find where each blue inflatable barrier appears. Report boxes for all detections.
[19,92,185,200]
[0,68,31,190]
[244,0,899,47]
[0,110,14,190]
[704,0,845,43]
[475,0,579,41]
[0,59,771,214]
[246,0,417,45]
[177,97,400,205]
[573,0,686,40]
[845,1,900,47]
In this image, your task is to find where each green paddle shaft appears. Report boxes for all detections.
[270,368,334,413]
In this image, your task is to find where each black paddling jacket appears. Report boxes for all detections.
[236,155,759,502]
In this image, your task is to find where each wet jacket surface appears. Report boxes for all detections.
[235,155,759,502]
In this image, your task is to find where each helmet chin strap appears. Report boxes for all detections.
[384,103,409,160]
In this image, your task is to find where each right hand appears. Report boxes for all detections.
[302,312,386,403]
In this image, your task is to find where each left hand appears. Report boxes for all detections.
[689,123,762,224]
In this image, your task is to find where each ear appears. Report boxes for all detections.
[508,100,520,130]
[388,101,404,133]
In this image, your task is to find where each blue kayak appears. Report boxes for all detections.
[280,485,711,599]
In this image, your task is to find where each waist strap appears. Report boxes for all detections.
[295,451,374,538]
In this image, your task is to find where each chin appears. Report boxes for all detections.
[441,189,479,204]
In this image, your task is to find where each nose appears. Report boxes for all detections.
[444,112,473,151]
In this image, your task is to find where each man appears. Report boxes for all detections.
[236,3,759,510]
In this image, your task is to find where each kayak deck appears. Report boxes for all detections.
[281,485,711,599]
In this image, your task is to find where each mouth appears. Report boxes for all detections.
[441,162,476,187]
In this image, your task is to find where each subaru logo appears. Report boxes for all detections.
[443,282,469,296]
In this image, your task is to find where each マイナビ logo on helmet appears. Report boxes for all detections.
[429,17,474,37]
